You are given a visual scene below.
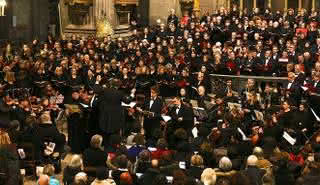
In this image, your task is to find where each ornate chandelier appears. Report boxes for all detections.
[0,0,6,16]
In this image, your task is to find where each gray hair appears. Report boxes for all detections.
[219,156,232,171]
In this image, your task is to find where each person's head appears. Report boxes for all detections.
[74,172,88,185]
[288,72,295,82]
[69,154,83,169]
[120,172,133,185]
[247,79,255,89]
[43,164,55,176]
[201,168,217,185]
[117,154,128,169]
[150,86,159,99]
[191,154,204,167]
[133,134,145,145]
[90,134,103,149]
[219,157,232,171]
[0,130,11,144]
[4,71,16,83]
[253,147,264,159]
[198,86,206,96]
[96,167,108,181]
[247,155,258,167]
[40,112,52,124]
[282,100,291,110]
[173,96,182,106]
[38,175,50,185]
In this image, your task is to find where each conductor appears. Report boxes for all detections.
[91,75,136,147]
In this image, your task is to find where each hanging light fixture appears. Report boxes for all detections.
[0,0,6,16]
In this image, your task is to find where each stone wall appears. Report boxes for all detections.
[149,0,180,25]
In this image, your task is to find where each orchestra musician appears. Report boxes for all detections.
[136,86,163,140]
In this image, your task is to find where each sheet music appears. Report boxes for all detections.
[79,103,89,108]
[121,102,136,108]
[162,115,172,122]
[192,127,198,138]
[301,86,308,91]
[310,108,320,122]
[283,131,296,145]
[237,127,250,141]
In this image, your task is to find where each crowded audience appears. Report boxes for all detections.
[1,5,320,185]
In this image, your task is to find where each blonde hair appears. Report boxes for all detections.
[4,72,16,83]
[69,154,83,169]
[0,130,11,144]
[201,168,217,185]
[43,164,55,176]
[90,134,103,149]
[191,154,204,167]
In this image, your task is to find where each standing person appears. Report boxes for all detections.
[92,76,135,147]
[137,86,163,140]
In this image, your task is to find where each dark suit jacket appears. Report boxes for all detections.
[93,85,132,133]
[169,104,194,132]
[82,147,108,167]
[36,123,66,152]
[284,80,302,106]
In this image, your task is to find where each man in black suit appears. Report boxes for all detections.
[92,76,135,147]
[168,96,194,137]
[137,86,163,140]
[284,72,302,106]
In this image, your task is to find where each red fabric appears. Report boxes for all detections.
[289,153,304,166]
[151,149,172,159]
[180,16,189,26]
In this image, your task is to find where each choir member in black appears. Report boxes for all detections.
[68,68,83,88]
[284,72,302,106]
[195,86,211,110]
[167,9,179,27]
[223,80,239,103]
[0,93,15,124]
[91,76,135,147]
[119,67,135,94]
[136,86,163,140]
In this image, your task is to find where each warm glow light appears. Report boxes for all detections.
[0,0,6,7]
[0,0,6,16]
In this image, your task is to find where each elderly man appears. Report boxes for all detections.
[243,155,266,185]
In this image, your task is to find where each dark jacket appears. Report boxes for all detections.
[83,147,108,167]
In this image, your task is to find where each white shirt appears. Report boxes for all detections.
[287,82,293,89]
[149,100,154,109]
[176,106,181,115]
[315,81,319,88]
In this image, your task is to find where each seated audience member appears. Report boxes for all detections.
[187,154,205,180]
[215,157,237,181]
[83,134,108,168]
[252,147,272,169]
[133,149,151,173]
[0,130,22,185]
[151,138,171,159]
[201,168,217,185]
[127,134,146,161]
[37,112,66,154]
[91,167,115,185]
[119,172,133,185]
[138,159,161,185]
[63,154,84,185]
[74,172,88,185]
[38,175,50,185]
[243,155,266,185]
[43,164,61,185]
[112,154,130,185]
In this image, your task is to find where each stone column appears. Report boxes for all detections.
[284,0,288,10]
[253,0,257,8]
[193,0,200,17]
[240,0,243,10]
[312,0,315,10]
[298,0,302,9]
[268,0,272,8]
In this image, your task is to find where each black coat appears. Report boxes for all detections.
[36,123,66,152]
[142,97,163,138]
[82,147,108,167]
[93,85,132,134]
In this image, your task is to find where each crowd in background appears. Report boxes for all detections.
[0,5,320,185]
